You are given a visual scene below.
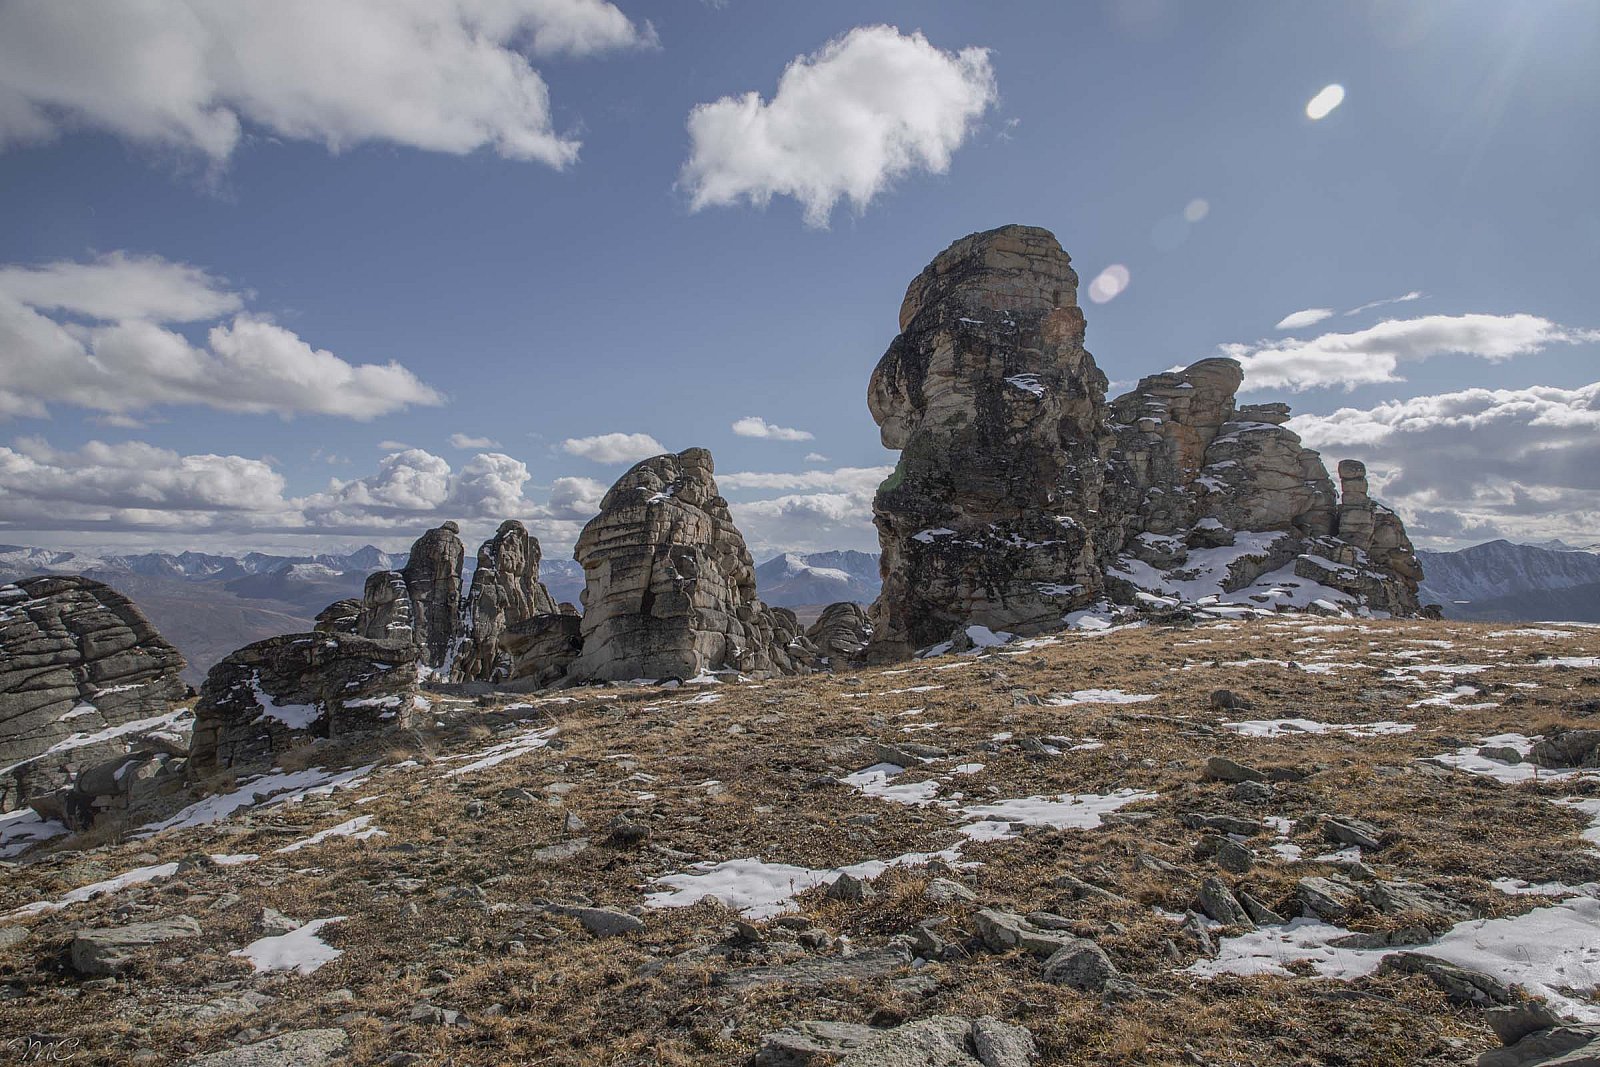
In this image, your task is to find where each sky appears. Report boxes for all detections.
[1,0,1598,561]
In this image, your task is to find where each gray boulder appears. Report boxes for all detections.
[756,1022,880,1067]
[182,1029,349,1066]
[70,914,201,975]
[835,1015,1036,1067]
[1479,1026,1600,1067]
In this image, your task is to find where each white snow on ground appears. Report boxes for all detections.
[959,789,1158,841]
[1489,629,1577,639]
[4,854,257,920]
[1222,719,1415,738]
[1189,899,1600,1023]
[0,808,68,859]
[231,917,346,975]
[644,849,964,919]
[249,673,321,730]
[1492,878,1599,898]
[436,727,557,777]
[138,764,376,835]
[841,763,941,806]
[963,625,1014,649]
[1408,685,1497,710]
[274,815,387,854]
[1537,656,1600,669]
[1045,689,1157,706]
[1425,735,1600,785]
[1553,797,1600,847]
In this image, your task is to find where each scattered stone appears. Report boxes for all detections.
[1296,876,1361,924]
[1195,877,1253,928]
[1322,815,1384,851]
[1478,1025,1600,1067]
[71,915,202,976]
[554,906,643,938]
[1231,780,1275,804]
[1202,756,1264,784]
[1209,690,1252,711]
[1237,891,1285,926]
[835,1014,1036,1067]
[530,839,590,864]
[181,1029,349,1067]
[755,1021,880,1067]
[1529,730,1600,770]
[923,878,977,906]
[973,909,1079,958]
[1040,940,1119,991]
[1214,838,1255,873]
[718,947,913,992]
[827,872,877,903]
[257,908,299,936]
[1376,952,1516,1007]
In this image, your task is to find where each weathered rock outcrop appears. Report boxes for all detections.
[866,225,1423,658]
[189,632,420,773]
[451,520,559,683]
[503,607,584,689]
[867,226,1111,659]
[562,448,811,683]
[356,570,416,644]
[397,521,465,668]
[313,598,362,635]
[806,602,873,663]
[0,576,189,810]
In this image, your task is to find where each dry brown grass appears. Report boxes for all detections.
[0,617,1596,1065]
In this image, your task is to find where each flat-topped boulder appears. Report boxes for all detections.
[0,576,188,810]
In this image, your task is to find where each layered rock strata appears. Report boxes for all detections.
[0,576,189,809]
[188,632,420,773]
[866,224,1423,659]
[562,448,812,683]
[451,520,559,683]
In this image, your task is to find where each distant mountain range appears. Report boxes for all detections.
[1417,539,1600,622]
[0,542,884,684]
[753,550,881,607]
[0,543,407,684]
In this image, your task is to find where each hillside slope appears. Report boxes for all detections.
[1,618,1598,1064]
[1418,540,1600,621]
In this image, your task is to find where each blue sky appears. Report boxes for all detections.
[1,0,1597,558]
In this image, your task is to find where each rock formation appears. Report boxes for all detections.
[451,520,559,683]
[398,521,466,667]
[561,448,812,683]
[866,225,1423,659]
[806,602,873,663]
[0,576,189,810]
[866,225,1113,659]
[188,632,420,773]
[313,598,362,634]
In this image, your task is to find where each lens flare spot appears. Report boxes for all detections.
[1306,84,1345,120]
[1184,198,1210,222]
[1088,264,1130,304]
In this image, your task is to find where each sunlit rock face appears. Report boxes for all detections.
[451,520,559,684]
[866,224,1423,659]
[866,225,1112,660]
[563,448,816,683]
[0,576,188,810]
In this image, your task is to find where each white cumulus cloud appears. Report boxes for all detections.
[1274,307,1334,331]
[1225,313,1598,393]
[680,25,997,227]
[561,432,666,464]
[731,415,814,441]
[0,252,441,419]
[0,0,655,167]
[717,465,892,556]
[449,433,501,449]
[1290,380,1600,545]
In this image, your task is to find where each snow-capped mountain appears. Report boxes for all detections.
[754,550,881,607]
[1417,539,1600,622]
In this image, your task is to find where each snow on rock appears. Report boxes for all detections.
[1189,899,1600,1024]
[0,808,68,860]
[231,917,347,975]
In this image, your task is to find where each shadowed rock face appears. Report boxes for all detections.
[0,576,188,809]
[451,520,559,683]
[399,521,465,668]
[866,225,1423,658]
[563,448,812,683]
[189,632,420,773]
[867,225,1111,659]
